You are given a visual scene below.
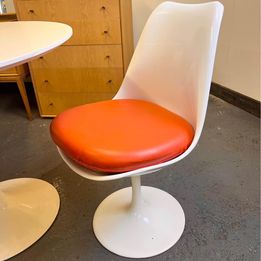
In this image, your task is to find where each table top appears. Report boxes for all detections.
[0,21,72,69]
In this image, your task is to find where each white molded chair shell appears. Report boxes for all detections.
[58,1,224,182]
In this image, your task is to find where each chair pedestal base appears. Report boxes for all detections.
[93,186,185,258]
[0,178,60,260]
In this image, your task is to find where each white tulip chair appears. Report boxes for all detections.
[51,1,224,258]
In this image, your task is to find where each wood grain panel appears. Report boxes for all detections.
[0,67,17,75]
[30,45,123,69]
[38,92,116,116]
[0,64,28,76]
[120,0,134,73]
[29,45,123,93]
[15,0,121,45]
[31,68,123,93]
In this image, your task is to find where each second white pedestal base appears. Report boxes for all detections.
[0,178,60,261]
[93,186,185,258]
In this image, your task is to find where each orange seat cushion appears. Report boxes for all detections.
[50,99,194,173]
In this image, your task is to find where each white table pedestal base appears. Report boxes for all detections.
[0,178,60,260]
[93,186,185,258]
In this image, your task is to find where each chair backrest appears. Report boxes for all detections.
[115,1,224,145]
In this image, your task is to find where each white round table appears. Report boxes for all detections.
[0,21,72,261]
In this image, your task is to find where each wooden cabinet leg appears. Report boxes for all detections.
[16,78,33,120]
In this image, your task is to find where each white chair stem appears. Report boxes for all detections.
[130,175,142,211]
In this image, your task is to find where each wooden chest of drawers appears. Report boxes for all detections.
[14,0,133,117]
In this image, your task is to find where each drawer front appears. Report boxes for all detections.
[30,45,123,70]
[30,45,123,93]
[15,0,121,45]
[38,92,115,116]
[31,68,123,93]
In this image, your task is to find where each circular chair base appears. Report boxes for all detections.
[93,186,185,258]
[0,178,60,260]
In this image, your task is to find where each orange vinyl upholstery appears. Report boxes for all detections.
[50,99,194,173]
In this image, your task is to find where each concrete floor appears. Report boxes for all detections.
[0,86,260,261]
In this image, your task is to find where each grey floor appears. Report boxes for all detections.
[0,86,260,261]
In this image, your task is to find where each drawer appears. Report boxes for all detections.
[30,45,123,69]
[32,68,123,93]
[29,45,123,92]
[37,92,115,116]
[15,0,121,45]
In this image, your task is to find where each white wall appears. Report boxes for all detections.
[132,0,261,101]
